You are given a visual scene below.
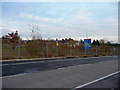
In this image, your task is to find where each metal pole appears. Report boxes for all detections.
[56,46,58,57]
[104,46,105,55]
[96,46,98,56]
[90,48,91,56]
[70,45,71,56]
[111,47,113,55]
[85,48,86,56]
[18,37,20,58]
[113,47,115,55]
[46,42,48,58]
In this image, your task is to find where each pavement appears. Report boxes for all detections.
[2,56,119,88]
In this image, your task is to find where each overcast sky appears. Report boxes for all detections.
[2,2,118,42]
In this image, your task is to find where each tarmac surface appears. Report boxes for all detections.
[2,56,118,76]
[2,56,119,88]
[83,73,119,88]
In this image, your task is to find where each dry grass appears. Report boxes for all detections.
[2,41,119,60]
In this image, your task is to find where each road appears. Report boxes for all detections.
[82,73,119,88]
[2,56,119,88]
[2,56,118,76]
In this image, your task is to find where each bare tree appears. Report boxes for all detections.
[99,39,105,44]
[27,24,42,40]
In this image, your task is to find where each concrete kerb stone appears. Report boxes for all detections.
[1,55,116,63]
[1,56,80,63]
[1,57,64,63]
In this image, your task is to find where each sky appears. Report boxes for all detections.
[1,2,118,42]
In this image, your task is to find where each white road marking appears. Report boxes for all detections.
[73,71,120,89]
[2,65,79,78]
[90,57,99,59]
[1,60,118,78]
[57,67,66,70]
[1,73,27,78]
[1,61,45,66]
[58,63,91,70]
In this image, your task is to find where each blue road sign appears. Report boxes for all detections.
[84,39,91,49]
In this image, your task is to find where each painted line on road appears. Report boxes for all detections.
[2,60,118,78]
[57,63,91,70]
[84,58,89,59]
[1,73,27,78]
[73,71,120,89]
[1,63,92,78]
[2,63,90,78]
[58,67,66,70]
[1,61,45,66]
[90,57,99,59]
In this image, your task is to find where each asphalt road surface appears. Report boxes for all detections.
[2,56,118,76]
[2,56,119,88]
[83,73,119,88]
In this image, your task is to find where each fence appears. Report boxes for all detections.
[2,40,119,60]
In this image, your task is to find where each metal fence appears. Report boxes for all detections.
[2,40,119,60]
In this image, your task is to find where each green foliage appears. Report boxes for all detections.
[92,40,100,46]
[80,39,84,44]
[92,40,96,46]
[96,40,100,46]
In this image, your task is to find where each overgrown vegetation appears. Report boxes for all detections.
[2,39,119,60]
[1,31,119,60]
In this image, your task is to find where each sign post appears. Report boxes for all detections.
[84,39,91,56]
